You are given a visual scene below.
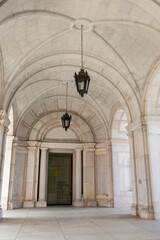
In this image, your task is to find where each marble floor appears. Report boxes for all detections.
[0,207,160,240]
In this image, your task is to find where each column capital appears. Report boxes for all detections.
[126,117,147,134]
[13,137,18,143]
[0,110,10,131]
[83,143,95,151]
[27,141,39,147]
[40,147,48,152]
[27,146,37,151]
[12,137,18,148]
[75,148,82,153]
[127,131,134,138]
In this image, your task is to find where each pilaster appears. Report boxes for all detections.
[145,116,160,219]
[0,110,10,166]
[83,143,97,207]
[127,131,138,216]
[95,141,113,207]
[23,141,38,208]
[127,119,154,219]
[36,147,48,208]
[8,137,18,210]
[106,140,114,207]
[73,148,82,207]
[0,110,10,218]
[1,134,14,210]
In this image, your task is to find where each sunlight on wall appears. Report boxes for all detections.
[1,107,14,210]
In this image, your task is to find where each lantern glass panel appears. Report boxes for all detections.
[78,80,85,91]
[65,119,69,126]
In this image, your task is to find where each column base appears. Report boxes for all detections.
[87,200,97,207]
[96,195,113,207]
[0,207,2,219]
[36,201,47,208]
[73,200,83,207]
[138,205,154,220]
[83,199,97,207]
[8,199,23,209]
[96,195,114,208]
[97,200,114,208]
[23,201,35,208]
[8,201,13,210]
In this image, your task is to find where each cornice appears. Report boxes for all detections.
[144,115,160,125]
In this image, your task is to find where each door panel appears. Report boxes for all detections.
[47,153,72,205]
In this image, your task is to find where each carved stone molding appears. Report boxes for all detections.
[126,117,147,134]
[111,139,129,144]
[27,141,39,148]
[95,140,113,155]
[144,115,160,125]
[95,148,107,156]
[0,110,10,132]
[83,143,95,151]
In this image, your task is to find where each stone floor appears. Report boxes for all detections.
[0,207,160,240]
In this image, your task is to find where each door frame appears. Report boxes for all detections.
[47,149,74,205]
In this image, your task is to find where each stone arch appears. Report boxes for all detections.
[13,90,109,139]
[3,53,140,124]
[144,59,160,116]
[16,98,107,143]
[28,112,95,143]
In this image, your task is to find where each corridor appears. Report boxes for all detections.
[0,207,160,240]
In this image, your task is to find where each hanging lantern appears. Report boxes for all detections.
[74,25,90,97]
[75,69,90,97]
[61,112,71,131]
[61,83,71,131]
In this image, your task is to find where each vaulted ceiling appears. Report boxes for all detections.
[0,0,160,141]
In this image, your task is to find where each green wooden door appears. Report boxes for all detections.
[47,153,72,205]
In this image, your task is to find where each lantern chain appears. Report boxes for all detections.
[81,25,83,70]
[66,82,68,113]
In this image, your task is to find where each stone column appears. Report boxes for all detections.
[73,148,82,207]
[107,140,114,207]
[34,143,40,203]
[95,141,113,207]
[8,137,18,210]
[1,134,14,210]
[127,131,138,216]
[145,117,160,219]
[127,119,154,219]
[0,110,10,218]
[83,144,97,207]
[36,147,48,207]
[0,110,10,161]
[23,142,38,208]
